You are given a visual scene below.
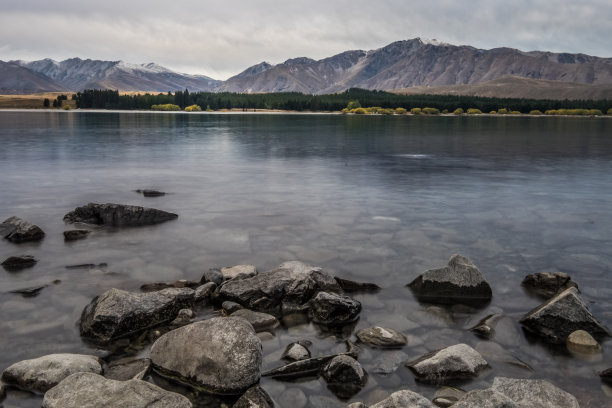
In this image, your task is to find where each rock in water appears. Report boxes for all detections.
[321,355,367,399]
[522,271,578,298]
[42,372,191,408]
[356,326,407,347]
[231,309,279,331]
[1,353,102,393]
[105,358,151,381]
[451,389,518,408]
[282,341,312,361]
[233,386,274,408]
[308,291,361,326]
[63,203,177,227]
[79,287,194,343]
[490,377,579,408]
[566,329,602,354]
[63,229,91,241]
[334,276,381,293]
[1,255,37,271]
[407,254,492,305]
[150,317,262,395]
[0,216,45,243]
[370,389,436,408]
[519,287,610,344]
[407,343,488,383]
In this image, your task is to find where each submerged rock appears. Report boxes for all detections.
[600,368,612,383]
[42,372,191,408]
[136,189,166,197]
[0,216,45,243]
[356,326,407,348]
[150,317,262,395]
[63,229,91,241]
[309,291,361,326]
[1,255,37,271]
[522,271,578,298]
[566,329,602,354]
[63,203,178,227]
[9,285,47,297]
[407,343,488,383]
[334,276,381,293]
[369,389,435,408]
[231,308,279,331]
[79,287,195,343]
[407,254,492,305]
[322,355,367,399]
[519,287,610,344]
[1,353,102,393]
[140,279,200,292]
[105,357,151,381]
[233,385,274,408]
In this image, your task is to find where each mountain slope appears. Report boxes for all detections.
[0,61,68,94]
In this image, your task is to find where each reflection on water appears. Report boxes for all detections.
[1,112,611,406]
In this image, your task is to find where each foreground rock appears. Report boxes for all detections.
[233,385,274,408]
[217,261,341,316]
[356,326,407,347]
[1,255,37,271]
[309,291,361,326]
[63,203,178,227]
[0,216,45,243]
[407,254,492,305]
[522,271,578,298]
[407,343,488,383]
[63,229,91,241]
[42,372,191,408]
[79,287,194,343]
[1,353,102,393]
[369,389,435,408]
[519,287,610,344]
[150,317,262,394]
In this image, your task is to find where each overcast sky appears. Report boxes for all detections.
[1,0,610,80]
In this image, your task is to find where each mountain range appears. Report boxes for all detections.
[2,38,612,99]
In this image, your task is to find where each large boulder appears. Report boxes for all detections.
[521,272,578,298]
[150,317,262,395]
[63,203,177,227]
[308,291,361,326]
[42,372,191,408]
[1,353,102,393]
[451,389,518,408]
[519,287,610,344]
[0,216,45,243]
[407,343,488,383]
[370,389,436,408]
[490,377,579,408]
[217,261,341,316]
[79,287,195,343]
[407,254,492,305]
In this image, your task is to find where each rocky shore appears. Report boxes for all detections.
[1,204,611,407]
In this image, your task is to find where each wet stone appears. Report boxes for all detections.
[370,389,436,408]
[371,350,409,376]
[309,291,361,326]
[63,202,178,227]
[1,255,37,271]
[222,300,243,314]
[600,368,612,383]
[231,309,279,331]
[282,341,312,361]
[63,229,91,241]
[233,385,274,408]
[356,326,407,348]
[194,282,216,303]
[141,279,200,292]
[566,329,602,354]
[0,216,45,243]
[407,343,488,383]
[278,387,308,408]
[10,285,48,297]
[105,357,151,381]
[170,308,195,327]
[334,276,381,293]
[201,268,223,286]
[522,271,578,298]
[136,189,166,197]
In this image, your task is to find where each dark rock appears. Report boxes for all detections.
[63,202,177,227]
[282,341,312,361]
[308,291,361,326]
[600,368,612,383]
[150,317,262,395]
[0,381,5,400]
[140,279,200,292]
[0,216,45,243]
[42,372,191,408]
[469,314,502,339]
[10,285,47,297]
[1,353,102,393]
[407,254,492,305]
[369,390,435,408]
[490,377,579,408]
[407,343,488,383]
[79,287,195,344]
[221,264,257,280]
[194,282,216,303]
[63,229,91,241]
[65,263,107,270]
[170,308,195,327]
[105,357,151,381]
[201,268,224,286]
[136,189,166,197]
[322,355,367,400]
[356,326,407,348]
[1,255,37,271]
[334,277,381,293]
[519,287,610,344]
[233,385,274,408]
[222,300,243,313]
[231,309,279,331]
[217,261,341,317]
[522,272,578,298]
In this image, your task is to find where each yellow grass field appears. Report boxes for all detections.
[0,92,77,109]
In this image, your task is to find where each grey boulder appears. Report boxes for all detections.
[1,255,37,271]
[1,353,102,393]
[407,343,488,383]
[356,326,407,347]
[321,354,367,399]
[79,287,195,343]
[519,287,610,344]
[490,377,579,408]
[521,272,578,298]
[233,385,274,408]
[370,389,435,408]
[150,317,262,394]
[42,372,191,408]
[63,203,177,227]
[105,358,151,381]
[407,254,492,305]
[0,216,45,243]
[308,291,361,326]
[282,341,311,361]
[452,389,518,408]
[231,308,279,331]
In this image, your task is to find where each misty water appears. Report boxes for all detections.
[1,111,611,407]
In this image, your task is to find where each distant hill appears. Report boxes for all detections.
[0,61,68,93]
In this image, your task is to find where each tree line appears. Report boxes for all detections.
[74,88,612,114]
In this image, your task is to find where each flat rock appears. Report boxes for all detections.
[140,279,200,292]
[105,358,151,381]
[10,284,47,297]
[63,203,177,227]
[79,287,195,343]
[490,377,580,408]
[1,353,102,393]
[63,229,91,241]
[1,255,37,271]
[407,254,492,305]
[282,341,311,361]
[136,189,166,197]
[0,216,45,243]
[308,291,361,326]
[221,264,257,280]
[407,343,488,383]
[231,308,279,331]
[370,389,435,408]
[334,277,381,293]
[356,326,407,347]
[233,385,274,408]
[218,260,341,316]
[42,372,191,408]
[566,329,602,354]
[519,287,610,344]
[522,271,578,298]
[150,317,262,394]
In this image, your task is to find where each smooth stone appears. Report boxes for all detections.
[519,287,610,344]
[407,343,488,383]
[231,309,279,331]
[0,216,45,243]
[278,387,308,408]
[308,291,361,326]
[432,386,466,408]
[370,389,435,408]
[150,317,262,394]
[282,341,312,361]
[233,385,274,408]
[489,377,580,408]
[522,271,578,298]
[222,300,243,313]
[170,308,195,327]
[334,276,381,293]
[452,389,518,408]
[1,353,102,393]
[63,202,177,227]
[1,255,37,271]
[42,372,191,408]
[356,326,407,348]
[201,268,224,286]
[63,229,91,241]
[566,329,602,354]
[371,350,409,376]
[221,264,257,280]
[322,355,366,385]
[194,282,216,303]
[407,254,492,305]
[105,358,151,381]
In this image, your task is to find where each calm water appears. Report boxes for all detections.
[1,111,611,407]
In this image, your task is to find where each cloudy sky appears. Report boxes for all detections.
[1,0,610,80]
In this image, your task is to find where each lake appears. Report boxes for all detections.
[1,111,611,407]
